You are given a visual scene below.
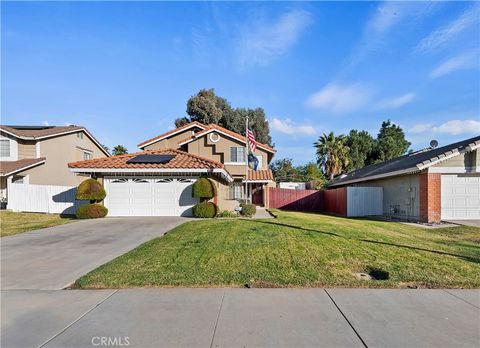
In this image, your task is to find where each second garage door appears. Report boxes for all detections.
[441,174,480,220]
[104,177,199,216]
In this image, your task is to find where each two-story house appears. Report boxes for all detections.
[68,121,276,216]
[0,125,110,202]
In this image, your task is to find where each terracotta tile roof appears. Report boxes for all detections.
[0,158,46,176]
[181,124,276,153]
[68,148,225,170]
[137,121,206,148]
[247,169,274,181]
[0,125,84,139]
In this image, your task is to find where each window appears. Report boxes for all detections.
[230,147,245,163]
[0,139,10,157]
[77,132,83,139]
[229,183,244,200]
[12,175,25,184]
[256,155,263,169]
[83,152,92,160]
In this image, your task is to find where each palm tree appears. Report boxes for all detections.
[314,132,349,181]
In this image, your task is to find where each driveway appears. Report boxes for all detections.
[446,220,480,227]
[1,217,189,290]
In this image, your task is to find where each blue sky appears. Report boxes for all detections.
[2,1,479,164]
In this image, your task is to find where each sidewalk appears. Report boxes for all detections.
[2,288,479,347]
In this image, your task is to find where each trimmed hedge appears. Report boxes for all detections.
[76,204,108,219]
[192,202,218,218]
[240,203,256,217]
[192,177,216,200]
[76,179,106,202]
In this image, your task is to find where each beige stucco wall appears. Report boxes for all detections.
[142,126,203,150]
[432,150,477,170]
[17,140,37,159]
[352,174,421,220]
[19,131,107,186]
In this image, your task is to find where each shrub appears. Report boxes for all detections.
[192,202,218,218]
[76,204,108,219]
[217,210,238,218]
[240,203,256,217]
[192,177,216,200]
[76,179,106,202]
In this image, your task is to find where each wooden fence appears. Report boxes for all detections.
[268,188,323,212]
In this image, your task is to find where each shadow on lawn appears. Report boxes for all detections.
[251,219,480,264]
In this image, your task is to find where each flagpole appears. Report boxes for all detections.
[245,115,249,203]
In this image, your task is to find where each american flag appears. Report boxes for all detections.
[247,128,256,152]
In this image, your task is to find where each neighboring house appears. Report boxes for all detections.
[328,136,480,222]
[68,121,276,216]
[279,182,307,190]
[0,125,110,202]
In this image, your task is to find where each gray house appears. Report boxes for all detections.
[329,136,480,223]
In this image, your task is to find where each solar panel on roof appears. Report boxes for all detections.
[126,154,175,164]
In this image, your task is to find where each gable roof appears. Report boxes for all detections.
[0,158,46,177]
[329,135,480,187]
[0,125,110,157]
[137,121,206,148]
[178,124,276,153]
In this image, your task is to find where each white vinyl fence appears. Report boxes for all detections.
[7,184,87,215]
[347,186,383,217]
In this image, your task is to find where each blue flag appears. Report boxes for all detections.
[248,153,259,171]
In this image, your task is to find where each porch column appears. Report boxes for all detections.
[419,172,441,223]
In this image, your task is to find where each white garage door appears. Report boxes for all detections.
[441,174,480,220]
[104,177,199,216]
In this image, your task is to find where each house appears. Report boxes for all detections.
[279,182,307,190]
[68,121,276,216]
[328,136,480,222]
[0,125,110,203]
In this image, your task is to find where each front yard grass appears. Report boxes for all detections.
[76,210,480,289]
[0,211,73,237]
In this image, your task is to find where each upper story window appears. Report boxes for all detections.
[77,132,83,139]
[230,147,245,163]
[0,139,10,157]
[256,155,263,169]
[83,151,92,160]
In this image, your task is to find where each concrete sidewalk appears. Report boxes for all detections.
[2,288,479,348]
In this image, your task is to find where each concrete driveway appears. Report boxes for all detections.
[446,220,480,227]
[1,217,188,290]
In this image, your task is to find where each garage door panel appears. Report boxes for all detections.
[441,174,480,220]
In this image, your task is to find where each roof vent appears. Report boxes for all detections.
[126,154,175,164]
[430,140,438,148]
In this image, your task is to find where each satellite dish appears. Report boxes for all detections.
[430,140,438,148]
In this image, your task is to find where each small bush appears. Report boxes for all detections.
[217,210,238,218]
[192,177,216,200]
[76,179,106,202]
[240,203,256,217]
[76,204,108,219]
[192,202,218,218]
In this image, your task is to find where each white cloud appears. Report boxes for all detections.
[376,92,416,109]
[306,83,372,113]
[409,123,433,134]
[432,120,480,135]
[42,120,49,126]
[416,5,479,52]
[430,51,478,78]
[237,9,312,69]
[409,119,480,136]
[270,118,316,136]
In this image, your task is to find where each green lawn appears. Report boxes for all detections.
[0,211,73,237]
[75,210,480,289]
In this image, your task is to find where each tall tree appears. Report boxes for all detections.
[298,162,326,189]
[175,89,273,145]
[345,130,375,171]
[269,158,300,181]
[371,120,411,163]
[112,145,128,156]
[314,132,350,180]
